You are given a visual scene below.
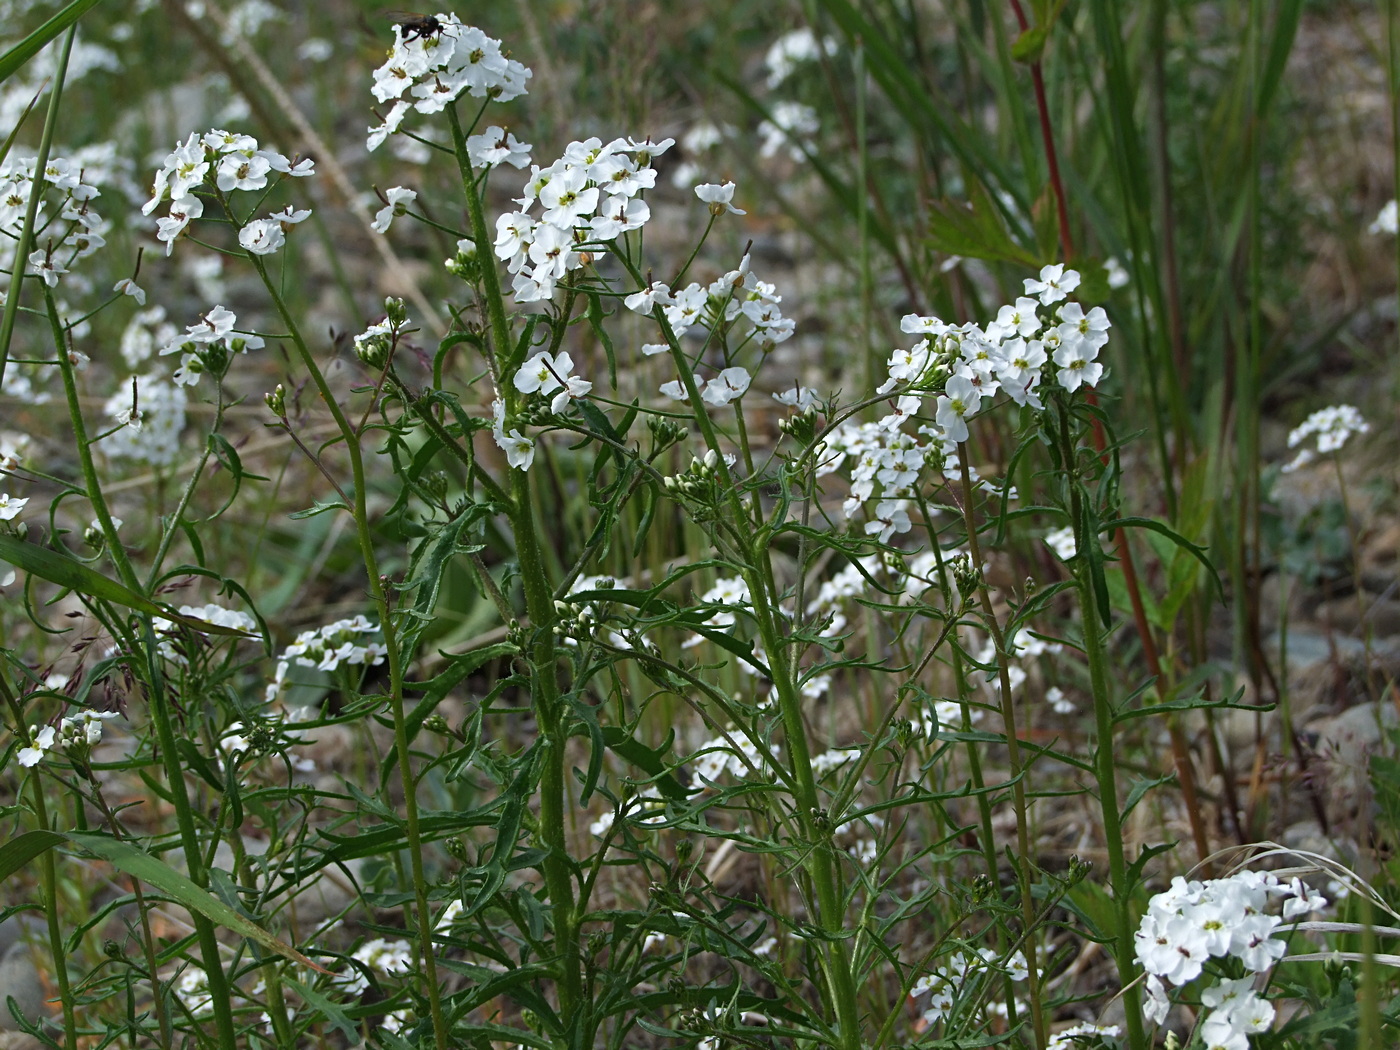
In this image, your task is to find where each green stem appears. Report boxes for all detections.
[953,444,1045,1049]
[247,257,448,1050]
[45,290,239,1048]
[446,101,583,1028]
[0,27,74,386]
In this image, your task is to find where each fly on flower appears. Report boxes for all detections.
[386,11,443,43]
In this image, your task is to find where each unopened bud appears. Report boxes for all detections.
[265,383,286,416]
[384,296,408,326]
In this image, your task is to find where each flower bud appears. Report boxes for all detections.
[265,383,286,416]
[384,296,409,327]
[703,448,719,471]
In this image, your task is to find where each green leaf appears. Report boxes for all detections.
[0,830,65,881]
[602,727,689,801]
[285,976,361,1044]
[64,833,325,971]
[0,0,106,83]
[289,498,350,520]
[1010,24,1049,63]
[926,181,1039,266]
[1102,515,1223,603]
[0,534,250,636]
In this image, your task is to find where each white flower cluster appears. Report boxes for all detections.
[764,28,837,89]
[17,709,120,767]
[338,937,413,996]
[803,552,945,636]
[758,100,820,162]
[682,575,751,647]
[912,948,1033,1028]
[1136,870,1328,1046]
[494,134,673,303]
[265,615,388,702]
[1280,403,1369,474]
[817,266,1105,542]
[157,305,265,388]
[368,15,531,150]
[692,730,777,787]
[1045,1022,1120,1049]
[102,373,188,467]
[1,153,108,288]
[627,249,796,409]
[175,966,214,1017]
[143,129,314,256]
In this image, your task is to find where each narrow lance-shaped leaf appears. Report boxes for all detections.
[0,534,251,636]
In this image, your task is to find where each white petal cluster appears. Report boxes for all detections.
[102,373,188,467]
[758,100,820,161]
[143,129,313,256]
[764,28,838,89]
[2,153,108,288]
[1281,404,1369,473]
[513,350,592,414]
[1045,1022,1120,1049]
[157,304,266,388]
[17,710,120,767]
[265,615,388,703]
[912,948,1034,1028]
[367,15,531,151]
[338,937,413,996]
[691,730,777,787]
[494,135,672,303]
[627,251,794,407]
[818,266,1105,540]
[1136,870,1327,1041]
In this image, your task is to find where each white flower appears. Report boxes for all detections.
[1023,263,1080,305]
[156,195,204,256]
[624,280,673,314]
[17,724,56,767]
[513,350,591,413]
[490,398,535,471]
[934,373,980,443]
[372,186,417,233]
[466,126,532,169]
[238,218,286,255]
[700,366,750,406]
[773,385,820,411]
[215,151,272,192]
[113,277,146,305]
[695,181,746,215]
[660,377,700,402]
[0,493,28,520]
[27,251,67,286]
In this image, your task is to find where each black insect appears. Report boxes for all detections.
[392,14,443,44]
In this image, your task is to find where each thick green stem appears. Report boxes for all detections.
[1079,576,1147,1049]
[249,259,448,1050]
[446,102,583,1026]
